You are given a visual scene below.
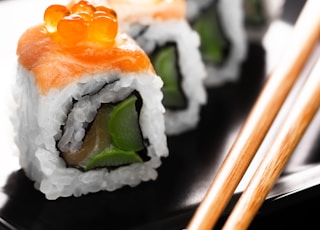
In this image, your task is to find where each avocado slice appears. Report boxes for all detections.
[244,0,266,27]
[193,4,229,65]
[108,95,144,151]
[152,45,187,109]
[85,147,143,170]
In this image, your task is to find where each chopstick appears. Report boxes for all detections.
[222,52,320,230]
[187,0,320,229]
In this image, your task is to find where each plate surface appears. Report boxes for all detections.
[1,0,320,229]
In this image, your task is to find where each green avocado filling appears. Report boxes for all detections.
[62,94,145,171]
[192,2,229,65]
[151,45,187,109]
[244,0,266,27]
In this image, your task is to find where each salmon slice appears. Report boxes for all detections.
[17,24,155,95]
[106,0,186,22]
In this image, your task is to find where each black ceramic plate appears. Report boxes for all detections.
[1,0,319,229]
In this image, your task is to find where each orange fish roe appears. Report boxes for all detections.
[44,1,118,46]
[57,14,88,44]
[70,0,95,14]
[44,4,70,33]
[88,8,118,43]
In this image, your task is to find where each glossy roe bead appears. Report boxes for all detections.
[44,4,70,33]
[57,14,88,44]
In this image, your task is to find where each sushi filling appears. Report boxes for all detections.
[244,0,266,28]
[191,0,230,66]
[150,43,188,110]
[58,89,148,171]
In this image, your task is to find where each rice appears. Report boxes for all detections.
[14,65,168,200]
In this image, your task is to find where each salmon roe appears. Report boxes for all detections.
[43,1,118,46]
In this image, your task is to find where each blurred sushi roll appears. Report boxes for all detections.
[107,0,207,135]
[13,1,168,200]
[244,0,285,41]
[186,0,248,86]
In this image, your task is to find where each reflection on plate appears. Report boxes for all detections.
[1,0,319,229]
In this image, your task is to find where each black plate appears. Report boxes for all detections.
[1,0,320,229]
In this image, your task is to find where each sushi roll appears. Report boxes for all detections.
[244,0,285,41]
[13,1,168,200]
[107,0,207,135]
[186,0,248,86]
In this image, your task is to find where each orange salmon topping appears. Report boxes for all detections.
[107,0,186,23]
[17,24,154,95]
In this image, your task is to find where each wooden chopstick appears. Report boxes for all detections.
[187,0,320,229]
[222,53,320,230]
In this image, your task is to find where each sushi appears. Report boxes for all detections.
[244,0,285,41]
[107,0,207,135]
[186,0,248,86]
[13,1,168,200]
